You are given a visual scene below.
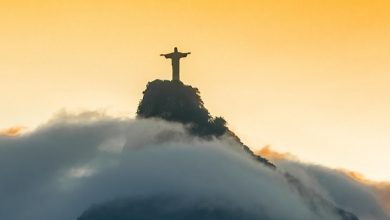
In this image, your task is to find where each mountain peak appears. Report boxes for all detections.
[136,79,275,167]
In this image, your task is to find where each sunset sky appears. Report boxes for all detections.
[1,0,389,181]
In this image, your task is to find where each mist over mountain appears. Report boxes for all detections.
[1,80,389,220]
[1,111,388,220]
[137,79,274,167]
[76,80,364,220]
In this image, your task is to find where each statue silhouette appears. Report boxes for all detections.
[160,47,191,81]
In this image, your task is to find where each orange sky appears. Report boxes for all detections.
[1,0,390,181]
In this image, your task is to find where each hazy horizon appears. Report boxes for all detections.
[1,0,390,182]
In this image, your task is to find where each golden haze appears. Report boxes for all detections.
[0,0,390,181]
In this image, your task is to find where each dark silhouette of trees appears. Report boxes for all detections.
[136,79,275,168]
[137,80,228,137]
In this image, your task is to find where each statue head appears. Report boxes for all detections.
[174,47,178,52]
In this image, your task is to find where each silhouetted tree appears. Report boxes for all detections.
[137,80,228,137]
[136,79,275,168]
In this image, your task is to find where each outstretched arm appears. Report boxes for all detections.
[180,52,191,57]
[160,53,172,58]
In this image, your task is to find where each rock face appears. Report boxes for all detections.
[136,79,274,167]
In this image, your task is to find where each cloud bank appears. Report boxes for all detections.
[0,112,388,220]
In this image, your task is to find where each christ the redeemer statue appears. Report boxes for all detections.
[160,47,191,81]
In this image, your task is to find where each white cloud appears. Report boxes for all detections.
[0,112,387,220]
